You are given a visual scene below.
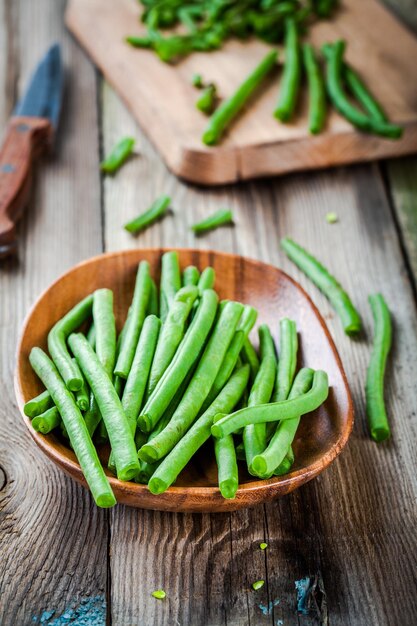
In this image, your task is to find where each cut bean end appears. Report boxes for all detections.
[371,427,390,443]
[96,493,117,508]
[148,477,168,494]
[117,463,140,482]
[138,444,159,463]
[219,480,238,499]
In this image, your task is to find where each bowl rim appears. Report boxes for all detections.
[14,247,354,505]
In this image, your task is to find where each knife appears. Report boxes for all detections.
[0,43,63,259]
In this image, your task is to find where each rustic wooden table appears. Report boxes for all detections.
[1,1,416,625]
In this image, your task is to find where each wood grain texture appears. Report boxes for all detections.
[101,83,417,624]
[385,156,417,286]
[66,0,417,185]
[0,1,107,624]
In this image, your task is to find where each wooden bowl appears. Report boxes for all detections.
[15,248,353,513]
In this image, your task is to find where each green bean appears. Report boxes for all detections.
[73,359,89,411]
[365,294,392,442]
[273,445,295,476]
[100,137,135,174]
[252,368,314,477]
[24,390,54,418]
[159,251,181,322]
[214,434,239,499]
[344,65,387,124]
[302,43,326,134]
[93,289,116,378]
[125,35,153,49]
[320,42,388,125]
[241,337,260,382]
[281,237,361,335]
[202,50,278,145]
[86,323,96,348]
[182,265,200,287]
[139,300,244,461]
[122,315,161,428]
[134,429,147,451]
[147,286,199,396]
[137,289,219,432]
[29,347,116,508]
[201,305,258,411]
[31,406,61,434]
[124,195,171,234]
[211,369,328,438]
[274,18,301,122]
[109,316,161,473]
[244,325,277,474]
[48,295,93,391]
[196,84,217,114]
[192,73,204,88]
[273,318,298,401]
[114,261,151,378]
[197,267,215,292]
[149,365,249,494]
[68,333,140,481]
[322,40,402,139]
[191,210,234,234]
[147,279,159,316]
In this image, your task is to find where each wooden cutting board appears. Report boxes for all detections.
[66,0,417,185]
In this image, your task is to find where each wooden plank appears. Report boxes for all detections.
[66,0,417,185]
[0,1,107,624]
[102,85,417,624]
[385,156,417,286]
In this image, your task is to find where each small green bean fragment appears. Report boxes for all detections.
[29,347,115,508]
[159,251,182,323]
[86,323,96,348]
[24,390,54,418]
[211,369,329,438]
[69,333,140,481]
[32,406,61,434]
[196,84,217,114]
[114,261,151,378]
[191,210,234,234]
[202,50,278,145]
[302,43,326,134]
[148,365,249,494]
[124,195,171,234]
[100,137,135,174]
[365,294,392,442]
[192,73,204,88]
[125,35,153,49]
[281,237,361,335]
[48,294,94,391]
[252,580,265,591]
[214,433,239,499]
[274,18,301,122]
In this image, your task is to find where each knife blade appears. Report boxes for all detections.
[0,43,64,259]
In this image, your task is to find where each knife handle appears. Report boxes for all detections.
[0,116,52,258]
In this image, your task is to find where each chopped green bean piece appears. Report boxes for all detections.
[124,195,171,234]
[192,210,234,234]
[100,137,135,174]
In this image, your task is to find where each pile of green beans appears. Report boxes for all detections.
[124,3,401,143]
[26,251,332,507]
[128,1,338,63]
